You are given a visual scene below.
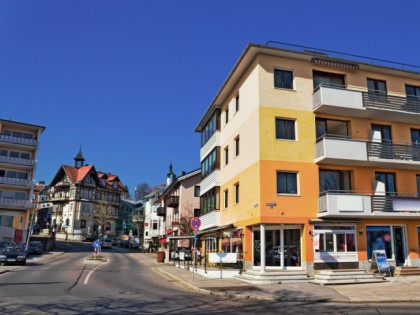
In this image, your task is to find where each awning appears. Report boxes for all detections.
[167,235,194,241]
[196,224,235,235]
[159,238,167,244]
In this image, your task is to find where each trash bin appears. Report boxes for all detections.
[157,251,165,263]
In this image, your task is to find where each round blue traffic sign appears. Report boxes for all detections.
[191,217,201,230]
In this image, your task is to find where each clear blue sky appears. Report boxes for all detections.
[1,1,419,196]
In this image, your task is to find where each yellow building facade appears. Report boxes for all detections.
[196,44,420,274]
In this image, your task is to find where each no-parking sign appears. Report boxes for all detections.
[191,217,201,230]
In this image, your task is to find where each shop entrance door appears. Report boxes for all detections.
[254,225,301,269]
[392,226,406,265]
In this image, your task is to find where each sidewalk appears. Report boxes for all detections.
[135,252,420,304]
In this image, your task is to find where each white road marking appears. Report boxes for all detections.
[84,260,109,285]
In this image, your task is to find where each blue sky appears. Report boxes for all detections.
[1,1,419,196]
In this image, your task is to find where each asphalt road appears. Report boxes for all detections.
[1,241,420,314]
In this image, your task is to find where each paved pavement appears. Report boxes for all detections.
[135,252,420,304]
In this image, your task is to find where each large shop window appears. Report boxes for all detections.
[366,226,392,259]
[314,225,356,253]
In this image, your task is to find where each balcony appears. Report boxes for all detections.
[166,195,179,207]
[199,210,220,230]
[315,136,368,166]
[0,177,34,188]
[315,136,420,170]
[313,84,420,124]
[318,191,420,218]
[156,207,166,216]
[0,155,36,167]
[132,215,144,222]
[0,134,37,147]
[200,170,221,195]
[200,131,220,160]
[0,198,32,209]
[367,142,420,169]
[48,194,69,202]
[318,191,372,218]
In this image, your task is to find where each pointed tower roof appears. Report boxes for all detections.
[74,146,85,168]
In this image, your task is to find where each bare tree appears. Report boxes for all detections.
[135,182,151,201]
[93,200,116,237]
[178,200,195,236]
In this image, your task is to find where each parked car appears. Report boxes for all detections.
[0,241,14,253]
[111,238,119,246]
[29,241,44,255]
[101,238,112,249]
[82,235,97,242]
[0,245,27,265]
[118,240,130,248]
[15,242,29,257]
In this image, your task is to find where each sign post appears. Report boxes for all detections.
[371,249,392,277]
[191,218,201,282]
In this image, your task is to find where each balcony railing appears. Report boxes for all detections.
[362,92,420,114]
[199,210,220,230]
[316,136,420,169]
[0,177,34,187]
[313,84,420,124]
[367,142,420,161]
[318,191,372,217]
[166,195,179,207]
[0,155,36,167]
[0,198,32,209]
[318,191,420,217]
[156,207,166,216]
[132,215,144,222]
[0,134,37,147]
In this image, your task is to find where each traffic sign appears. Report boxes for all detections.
[191,217,201,230]
[92,239,101,249]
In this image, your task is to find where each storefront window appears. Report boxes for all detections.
[366,226,392,259]
[314,225,356,253]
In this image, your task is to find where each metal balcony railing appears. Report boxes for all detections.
[0,134,37,147]
[0,177,34,187]
[0,198,32,208]
[0,155,36,167]
[156,207,166,216]
[367,141,420,161]
[362,92,420,114]
[166,195,179,207]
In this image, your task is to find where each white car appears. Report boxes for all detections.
[101,239,112,249]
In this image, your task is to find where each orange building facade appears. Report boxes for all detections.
[196,43,420,274]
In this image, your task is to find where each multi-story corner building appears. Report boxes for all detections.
[157,168,201,248]
[0,119,45,242]
[195,43,420,274]
[44,148,128,240]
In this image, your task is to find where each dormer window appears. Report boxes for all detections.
[113,181,118,188]
[101,179,106,186]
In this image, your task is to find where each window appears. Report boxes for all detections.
[375,172,396,195]
[406,85,420,102]
[417,175,420,196]
[224,146,229,165]
[225,108,229,124]
[200,187,220,214]
[152,222,158,230]
[275,118,295,140]
[224,190,228,208]
[315,118,348,139]
[313,71,345,89]
[234,183,239,204]
[201,113,219,147]
[314,225,356,254]
[235,136,240,157]
[367,78,387,99]
[194,186,200,197]
[274,69,293,89]
[418,226,420,255]
[235,94,240,112]
[201,147,220,179]
[319,170,351,193]
[277,172,298,194]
